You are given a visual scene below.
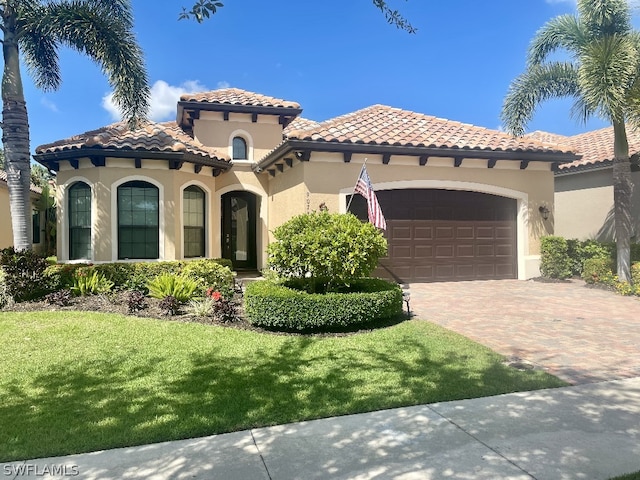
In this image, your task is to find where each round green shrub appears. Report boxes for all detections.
[582,257,615,285]
[181,259,234,298]
[245,278,403,331]
[540,236,572,279]
[267,212,387,292]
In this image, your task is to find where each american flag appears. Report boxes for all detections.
[354,165,387,230]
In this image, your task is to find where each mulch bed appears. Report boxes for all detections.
[2,291,408,337]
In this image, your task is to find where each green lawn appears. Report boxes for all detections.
[0,311,566,462]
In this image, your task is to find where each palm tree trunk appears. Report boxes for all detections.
[2,10,33,251]
[612,121,633,283]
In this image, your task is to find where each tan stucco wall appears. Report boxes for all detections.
[192,112,284,162]
[555,168,640,241]
[0,184,13,249]
[0,182,43,251]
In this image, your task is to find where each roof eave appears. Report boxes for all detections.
[256,139,581,171]
[33,147,232,172]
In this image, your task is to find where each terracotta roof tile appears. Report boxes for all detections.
[285,105,573,154]
[180,87,300,110]
[551,126,640,171]
[284,117,320,134]
[35,121,230,162]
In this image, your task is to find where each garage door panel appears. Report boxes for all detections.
[456,226,474,239]
[414,226,433,240]
[435,245,454,258]
[435,226,454,239]
[457,245,474,257]
[350,189,517,282]
[390,245,412,259]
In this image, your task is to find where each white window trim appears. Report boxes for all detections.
[111,176,165,261]
[60,176,95,263]
[228,129,254,161]
[179,180,212,259]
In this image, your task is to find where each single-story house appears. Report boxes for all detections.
[33,88,581,282]
[0,170,45,252]
[527,128,640,242]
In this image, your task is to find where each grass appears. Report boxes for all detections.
[0,311,567,462]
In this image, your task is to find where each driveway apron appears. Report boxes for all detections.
[407,279,640,385]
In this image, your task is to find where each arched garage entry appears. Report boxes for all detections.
[349,189,518,282]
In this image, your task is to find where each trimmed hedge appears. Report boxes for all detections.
[43,258,234,295]
[245,278,403,331]
[539,236,572,279]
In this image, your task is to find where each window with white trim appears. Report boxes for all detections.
[183,185,205,258]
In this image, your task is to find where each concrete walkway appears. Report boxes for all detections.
[2,378,639,480]
[407,279,640,385]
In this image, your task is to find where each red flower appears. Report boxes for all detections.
[206,288,222,301]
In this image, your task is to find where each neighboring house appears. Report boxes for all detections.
[0,170,45,252]
[33,88,579,282]
[527,128,640,242]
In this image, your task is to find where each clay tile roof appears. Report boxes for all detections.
[35,121,230,162]
[284,117,321,135]
[180,87,300,110]
[285,105,573,154]
[552,126,640,171]
[0,169,43,194]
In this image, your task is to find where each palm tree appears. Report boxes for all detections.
[501,0,640,283]
[1,0,149,251]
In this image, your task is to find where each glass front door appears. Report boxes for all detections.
[222,191,257,270]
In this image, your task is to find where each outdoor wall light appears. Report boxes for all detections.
[538,205,550,221]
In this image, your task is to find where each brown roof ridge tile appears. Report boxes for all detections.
[180,87,300,109]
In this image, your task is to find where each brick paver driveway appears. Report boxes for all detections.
[407,279,640,385]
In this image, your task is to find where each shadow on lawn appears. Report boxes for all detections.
[0,336,563,462]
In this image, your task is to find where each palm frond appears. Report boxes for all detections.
[501,62,581,137]
[17,6,61,91]
[578,0,631,38]
[36,0,149,128]
[578,34,638,122]
[528,15,586,66]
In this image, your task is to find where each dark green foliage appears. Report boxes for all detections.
[245,278,403,331]
[539,236,572,279]
[147,274,199,303]
[582,257,615,285]
[92,263,136,289]
[212,296,238,323]
[0,247,49,301]
[71,269,114,296]
[159,295,180,316]
[182,259,234,298]
[45,289,72,307]
[267,212,387,292]
[126,291,148,314]
[565,239,613,276]
[43,263,88,291]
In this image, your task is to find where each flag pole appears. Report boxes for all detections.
[346,158,367,212]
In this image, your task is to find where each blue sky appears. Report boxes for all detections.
[22,0,632,155]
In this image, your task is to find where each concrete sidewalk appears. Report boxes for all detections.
[2,377,639,480]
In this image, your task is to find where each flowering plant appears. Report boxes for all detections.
[206,288,222,301]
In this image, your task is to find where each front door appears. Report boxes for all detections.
[221,191,257,270]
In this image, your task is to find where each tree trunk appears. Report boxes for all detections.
[2,10,33,251]
[612,121,633,283]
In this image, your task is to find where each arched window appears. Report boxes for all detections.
[68,182,92,260]
[117,180,159,259]
[183,185,205,257]
[232,136,247,160]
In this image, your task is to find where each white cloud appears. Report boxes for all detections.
[102,79,208,122]
[216,80,230,89]
[40,97,59,112]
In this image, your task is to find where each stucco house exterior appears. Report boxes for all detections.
[0,170,44,251]
[528,128,640,242]
[33,88,580,283]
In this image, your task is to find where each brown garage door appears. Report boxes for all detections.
[349,189,517,283]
